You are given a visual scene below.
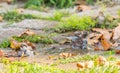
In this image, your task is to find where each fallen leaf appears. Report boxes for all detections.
[115,50,120,54]
[94,47,100,51]
[0,16,3,22]
[88,33,101,45]
[92,28,112,41]
[22,40,36,50]
[112,24,120,41]
[76,62,85,70]
[99,35,111,51]
[97,56,109,65]
[10,39,21,50]
[77,5,91,12]
[0,50,4,57]
[59,53,76,58]
[19,29,35,37]
[85,61,94,68]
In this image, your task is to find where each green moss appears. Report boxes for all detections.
[1,11,40,24]
[12,35,54,44]
[53,15,96,32]
[0,39,10,48]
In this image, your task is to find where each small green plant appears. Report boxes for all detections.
[53,55,98,65]
[46,11,70,21]
[1,11,40,24]
[0,39,10,48]
[53,15,96,32]
[12,35,55,44]
[25,0,75,9]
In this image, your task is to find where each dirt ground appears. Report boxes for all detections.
[0,2,120,70]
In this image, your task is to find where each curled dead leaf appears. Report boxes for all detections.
[97,56,109,65]
[19,29,35,37]
[115,50,120,54]
[112,24,120,41]
[85,61,94,68]
[10,39,21,50]
[22,40,36,50]
[76,62,85,70]
[99,35,111,51]
[59,53,77,58]
[77,5,91,12]
[94,47,100,51]
[92,28,112,41]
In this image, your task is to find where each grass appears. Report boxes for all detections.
[52,15,96,32]
[0,55,120,73]
[0,10,70,24]
[0,39,10,48]
[0,34,55,48]
[52,55,99,65]
[25,0,75,9]
[1,10,40,24]
[52,54,118,66]
[12,34,55,44]
[46,11,70,21]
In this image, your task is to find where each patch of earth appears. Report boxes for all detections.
[0,27,46,43]
[76,5,120,17]
[57,63,77,70]
[9,19,59,30]
[0,2,24,13]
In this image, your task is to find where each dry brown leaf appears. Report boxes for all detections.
[77,5,91,12]
[94,47,100,51]
[88,33,101,45]
[85,61,94,68]
[76,62,85,70]
[10,39,21,50]
[92,28,112,41]
[116,61,120,66]
[115,50,120,54]
[112,24,120,41]
[22,40,36,50]
[0,50,4,57]
[97,56,109,65]
[19,29,35,37]
[0,16,3,22]
[59,53,76,58]
[99,35,111,51]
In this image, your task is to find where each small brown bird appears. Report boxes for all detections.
[96,11,106,27]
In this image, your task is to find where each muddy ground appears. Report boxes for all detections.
[0,2,120,70]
